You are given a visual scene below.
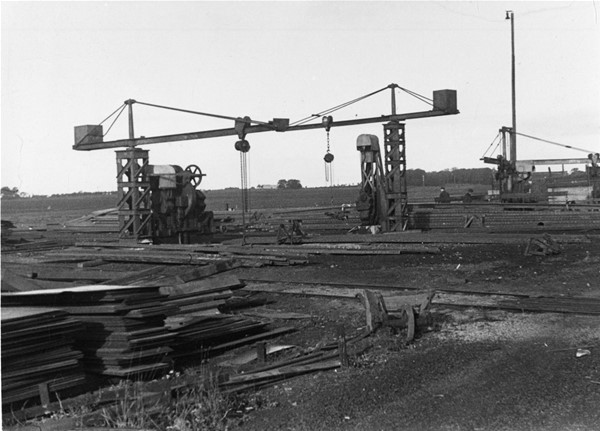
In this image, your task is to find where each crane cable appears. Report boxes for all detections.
[514,132,596,154]
[396,86,434,107]
[481,131,502,159]
[74,103,127,147]
[99,84,438,133]
[100,103,127,125]
[291,85,390,126]
[102,104,128,137]
[133,100,272,126]
[290,84,436,127]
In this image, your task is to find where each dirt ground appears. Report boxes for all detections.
[2,196,600,430]
[222,241,600,431]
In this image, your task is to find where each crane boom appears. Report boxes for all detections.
[73,90,458,151]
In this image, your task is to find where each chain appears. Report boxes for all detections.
[240,152,249,212]
[239,151,249,244]
[326,131,330,154]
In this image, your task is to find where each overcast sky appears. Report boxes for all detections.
[2,1,599,195]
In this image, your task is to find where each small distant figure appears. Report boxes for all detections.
[438,187,451,203]
[462,189,474,203]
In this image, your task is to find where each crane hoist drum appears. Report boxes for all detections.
[145,164,213,243]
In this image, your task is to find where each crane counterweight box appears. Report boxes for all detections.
[433,90,458,113]
[74,125,103,147]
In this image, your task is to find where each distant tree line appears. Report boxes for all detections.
[277,179,303,189]
[1,187,118,199]
[47,191,117,198]
[407,166,591,187]
[1,187,21,198]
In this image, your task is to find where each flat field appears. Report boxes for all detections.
[0,183,486,228]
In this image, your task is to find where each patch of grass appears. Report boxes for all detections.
[86,367,261,431]
[97,380,163,430]
[166,369,233,431]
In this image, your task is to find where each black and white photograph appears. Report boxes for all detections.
[1,1,599,430]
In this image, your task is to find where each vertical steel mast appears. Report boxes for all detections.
[506,10,517,164]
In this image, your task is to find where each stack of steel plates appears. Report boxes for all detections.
[160,273,267,360]
[166,314,268,361]
[2,285,176,378]
[1,307,86,407]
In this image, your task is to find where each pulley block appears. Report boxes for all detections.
[323,152,335,163]
[235,139,251,153]
[322,115,333,132]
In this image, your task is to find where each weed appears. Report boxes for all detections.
[98,380,163,430]
[86,367,244,431]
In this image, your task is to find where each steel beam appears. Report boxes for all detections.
[73,110,455,151]
[517,158,591,166]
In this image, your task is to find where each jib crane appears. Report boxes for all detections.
[73,84,459,240]
[480,11,598,203]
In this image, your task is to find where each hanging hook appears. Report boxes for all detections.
[322,115,334,162]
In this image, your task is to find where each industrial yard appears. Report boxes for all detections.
[2,188,600,430]
[2,76,599,431]
[2,2,600,430]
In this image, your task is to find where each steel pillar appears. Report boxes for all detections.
[382,121,407,231]
[115,148,152,240]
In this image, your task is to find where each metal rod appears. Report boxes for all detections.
[508,11,517,163]
[135,100,271,125]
